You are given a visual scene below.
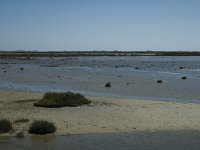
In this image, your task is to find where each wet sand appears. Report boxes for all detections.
[1,89,200,136]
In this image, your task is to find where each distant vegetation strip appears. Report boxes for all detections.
[1,51,200,57]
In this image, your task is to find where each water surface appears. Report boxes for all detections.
[1,131,200,150]
[0,56,200,103]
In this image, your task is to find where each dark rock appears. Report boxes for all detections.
[157,80,162,83]
[105,82,111,87]
[182,76,187,80]
[179,67,185,69]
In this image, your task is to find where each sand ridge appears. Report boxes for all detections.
[0,89,200,136]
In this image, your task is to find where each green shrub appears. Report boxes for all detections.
[34,92,91,108]
[0,119,12,133]
[29,120,56,135]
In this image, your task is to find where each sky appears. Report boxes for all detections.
[0,0,200,51]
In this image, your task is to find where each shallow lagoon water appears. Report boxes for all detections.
[0,56,200,103]
[1,131,200,150]
[1,56,200,149]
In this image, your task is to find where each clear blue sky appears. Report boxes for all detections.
[0,0,200,51]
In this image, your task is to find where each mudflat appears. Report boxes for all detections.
[1,56,200,103]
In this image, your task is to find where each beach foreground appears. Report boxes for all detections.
[0,89,200,136]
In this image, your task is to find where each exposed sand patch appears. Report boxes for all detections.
[0,89,200,136]
[0,89,43,102]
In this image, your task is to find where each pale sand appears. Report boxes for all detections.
[0,89,200,136]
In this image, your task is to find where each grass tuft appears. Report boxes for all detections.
[34,92,91,108]
[14,118,29,123]
[29,120,56,135]
[0,119,12,134]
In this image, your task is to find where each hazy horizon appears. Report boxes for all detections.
[0,0,200,51]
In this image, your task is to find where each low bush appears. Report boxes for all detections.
[29,120,56,135]
[0,119,12,133]
[34,92,91,108]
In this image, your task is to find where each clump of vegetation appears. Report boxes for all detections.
[16,131,24,138]
[14,118,29,123]
[0,119,12,134]
[105,82,111,87]
[34,92,91,108]
[157,80,163,83]
[29,120,56,135]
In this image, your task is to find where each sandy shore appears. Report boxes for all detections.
[0,89,200,136]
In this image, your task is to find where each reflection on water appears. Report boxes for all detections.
[0,136,55,150]
[1,131,200,150]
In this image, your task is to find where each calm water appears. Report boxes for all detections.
[0,56,200,103]
[1,131,200,150]
[1,57,200,149]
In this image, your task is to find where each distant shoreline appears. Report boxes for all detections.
[1,51,200,57]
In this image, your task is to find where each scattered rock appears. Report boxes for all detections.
[105,82,111,87]
[179,67,185,69]
[182,76,187,80]
[157,80,162,83]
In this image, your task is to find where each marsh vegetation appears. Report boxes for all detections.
[34,92,91,108]
[0,119,12,134]
[29,120,56,135]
